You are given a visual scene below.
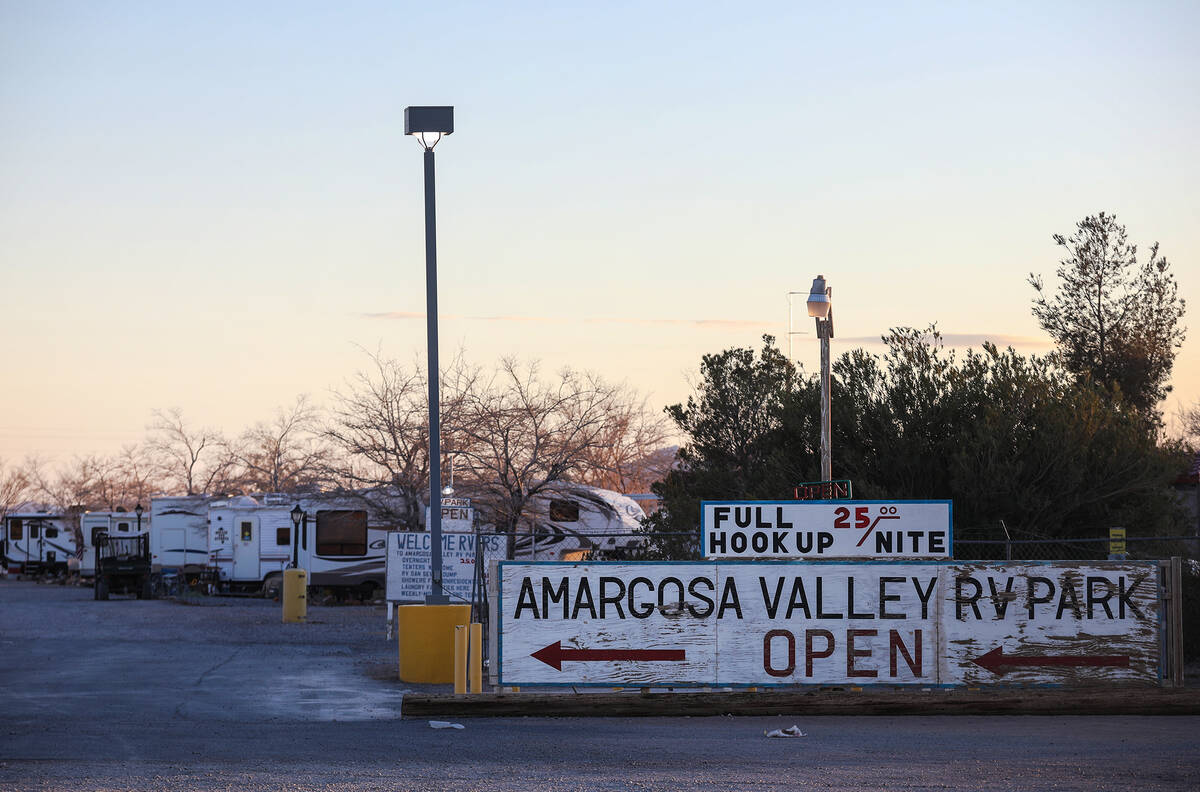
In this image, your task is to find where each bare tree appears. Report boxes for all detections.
[146,408,235,495]
[114,444,159,505]
[1182,400,1200,448]
[446,359,625,543]
[22,455,105,551]
[232,395,328,493]
[323,352,475,528]
[0,457,30,520]
[572,389,673,493]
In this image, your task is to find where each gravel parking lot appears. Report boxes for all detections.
[2,578,1199,791]
[0,578,416,724]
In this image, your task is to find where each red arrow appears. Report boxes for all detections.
[971,646,1130,676]
[531,641,686,671]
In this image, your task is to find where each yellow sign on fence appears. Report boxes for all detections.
[1109,527,1127,555]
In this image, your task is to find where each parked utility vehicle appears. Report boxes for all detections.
[94,532,153,600]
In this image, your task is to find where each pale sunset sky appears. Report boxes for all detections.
[2,1,1198,462]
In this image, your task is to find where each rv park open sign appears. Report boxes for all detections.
[497,561,1161,687]
[702,500,952,560]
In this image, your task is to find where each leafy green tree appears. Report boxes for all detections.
[642,328,1188,559]
[1029,212,1186,419]
[638,336,819,559]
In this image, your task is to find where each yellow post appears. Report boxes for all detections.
[469,622,483,694]
[396,604,470,683]
[281,568,307,623]
[454,625,468,694]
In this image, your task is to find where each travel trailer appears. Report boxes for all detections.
[208,495,390,595]
[206,497,296,595]
[295,500,390,593]
[149,495,217,578]
[504,485,647,561]
[136,484,643,595]
[144,494,392,596]
[79,510,148,577]
[1,511,73,575]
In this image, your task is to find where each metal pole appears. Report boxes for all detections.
[819,321,831,482]
[788,296,793,361]
[423,147,447,605]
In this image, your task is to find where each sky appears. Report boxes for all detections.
[2,0,1198,462]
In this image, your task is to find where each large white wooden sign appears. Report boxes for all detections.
[702,500,952,559]
[497,561,1160,687]
[385,531,505,602]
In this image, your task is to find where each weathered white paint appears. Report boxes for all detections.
[702,501,952,560]
[497,561,1161,687]
[386,531,506,602]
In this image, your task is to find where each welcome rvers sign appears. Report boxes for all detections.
[496,561,1161,687]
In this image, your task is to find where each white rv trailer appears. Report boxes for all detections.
[78,511,148,577]
[1,511,73,575]
[149,495,217,576]
[206,496,296,594]
[493,485,647,561]
[213,495,391,594]
[148,494,391,595]
[294,499,390,593]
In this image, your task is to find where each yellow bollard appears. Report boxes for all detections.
[281,568,307,623]
[454,625,468,694]
[469,622,483,694]
[396,604,470,684]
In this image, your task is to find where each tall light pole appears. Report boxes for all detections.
[806,275,833,481]
[405,105,454,605]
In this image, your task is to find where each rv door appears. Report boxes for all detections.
[232,517,259,581]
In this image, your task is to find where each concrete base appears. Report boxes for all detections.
[396,604,470,684]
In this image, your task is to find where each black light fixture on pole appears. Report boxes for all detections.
[134,503,144,534]
[404,105,454,606]
[290,505,303,569]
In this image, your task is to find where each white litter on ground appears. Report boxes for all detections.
[429,720,465,730]
[764,725,806,738]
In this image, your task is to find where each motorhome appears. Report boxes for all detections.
[1,511,73,575]
[79,510,148,577]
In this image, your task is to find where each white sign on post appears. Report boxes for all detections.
[385,530,506,602]
[702,500,952,559]
[497,561,1160,687]
[425,497,474,533]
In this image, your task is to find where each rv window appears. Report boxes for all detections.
[46,527,58,539]
[9,520,21,540]
[276,527,290,546]
[117,522,130,532]
[240,522,253,542]
[315,510,367,556]
[549,499,579,522]
[29,524,40,539]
